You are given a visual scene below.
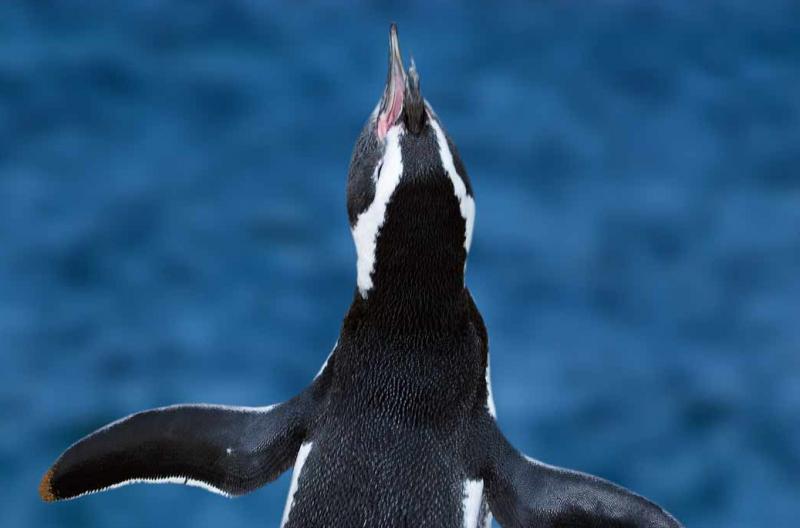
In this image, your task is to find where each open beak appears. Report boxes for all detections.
[377,23,406,139]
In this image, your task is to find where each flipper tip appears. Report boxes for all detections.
[39,467,57,502]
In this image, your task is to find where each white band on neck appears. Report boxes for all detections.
[351,126,405,298]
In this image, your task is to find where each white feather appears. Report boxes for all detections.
[314,341,338,379]
[462,479,485,528]
[280,441,314,527]
[59,476,232,501]
[429,119,476,253]
[485,354,497,418]
[351,126,405,297]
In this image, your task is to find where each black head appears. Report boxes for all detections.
[346,24,475,304]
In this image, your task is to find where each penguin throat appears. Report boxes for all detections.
[349,121,475,319]
[356,180,468,317]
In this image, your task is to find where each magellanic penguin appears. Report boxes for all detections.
[40,25,683,528]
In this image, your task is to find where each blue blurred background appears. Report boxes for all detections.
[2,1,799,526]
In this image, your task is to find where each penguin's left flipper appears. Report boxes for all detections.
[483,423,683,528]
[40,399,311,502]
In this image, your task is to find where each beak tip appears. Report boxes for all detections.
[389,23,401,57]
[377,22,406,139]
[386,22,405,80]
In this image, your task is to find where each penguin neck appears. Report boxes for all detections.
[351,180,469,329]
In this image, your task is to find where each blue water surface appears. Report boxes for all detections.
[1,2,799,527]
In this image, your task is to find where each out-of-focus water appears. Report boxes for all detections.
[1,2,798,527]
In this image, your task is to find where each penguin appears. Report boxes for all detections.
[40,24,683,528]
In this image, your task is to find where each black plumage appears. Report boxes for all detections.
[41,24,682,528]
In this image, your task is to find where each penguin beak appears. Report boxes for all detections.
[376,23,406,139]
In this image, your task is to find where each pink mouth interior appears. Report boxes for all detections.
[377,65,405,139]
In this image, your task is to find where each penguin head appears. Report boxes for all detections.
[346,24,475,300]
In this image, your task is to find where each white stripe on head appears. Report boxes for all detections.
[429,119,476,252]
[351,126,405,298]
[280,441,314,527]
[462,479,484,528]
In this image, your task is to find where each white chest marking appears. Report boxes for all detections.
[280,441,314,527]
[462,479,485,528]
[351,126,405,298]
[430,119,476,253]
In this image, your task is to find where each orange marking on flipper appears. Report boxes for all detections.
[39,467,57,502]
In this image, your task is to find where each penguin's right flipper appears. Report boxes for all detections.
[41,345,335,503]
[483,424,683,528]
[39,400,311,502]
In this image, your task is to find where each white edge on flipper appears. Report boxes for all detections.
[462,479,485,528]
[523,453,588,477]
[93,402,280,437]
[352,125,405,298]
[280,441,314,527]
[57,476,232,501]
[314,341,337,379]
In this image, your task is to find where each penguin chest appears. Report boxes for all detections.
[279,430,487,527]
